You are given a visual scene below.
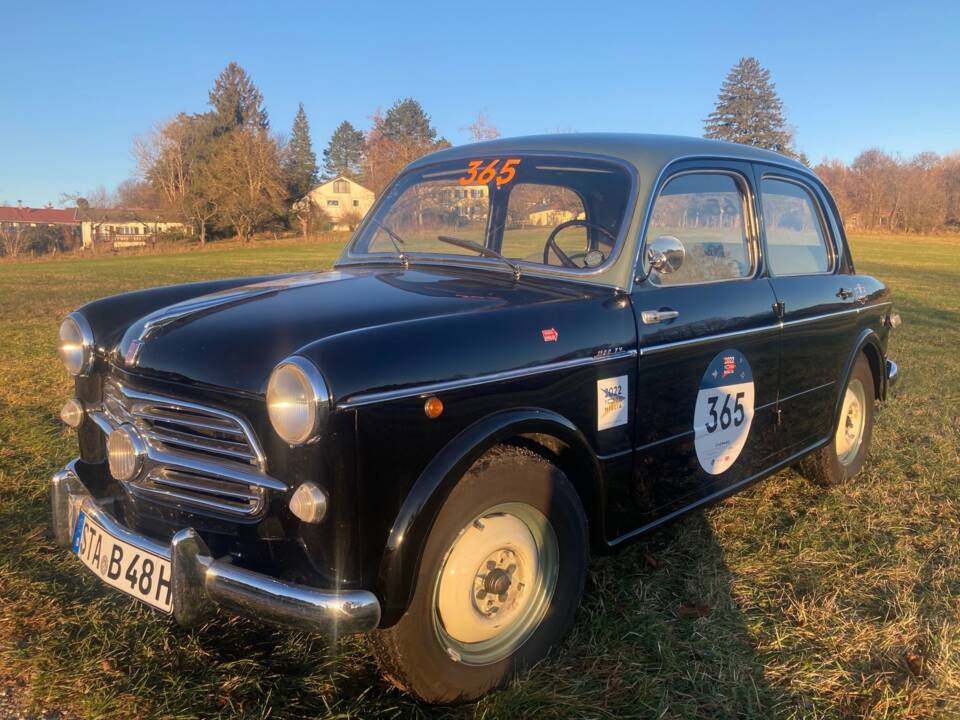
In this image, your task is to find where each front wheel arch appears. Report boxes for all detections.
[376,408,602,627]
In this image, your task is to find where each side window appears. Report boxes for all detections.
[644,172,753,286]
[502,184,588,266]
[761,178,831,275]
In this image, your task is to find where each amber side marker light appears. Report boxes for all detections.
[424,396,444,419]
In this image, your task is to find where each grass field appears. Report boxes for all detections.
[0,233,957,719]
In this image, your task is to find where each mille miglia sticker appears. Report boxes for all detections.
[541,328,559,342]
[597,376,628,431]
[693,349,755,475]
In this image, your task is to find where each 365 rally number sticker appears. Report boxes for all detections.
[693,350,754,475]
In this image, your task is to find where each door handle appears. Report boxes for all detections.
[836,288,853,300]
[641,309,680,325]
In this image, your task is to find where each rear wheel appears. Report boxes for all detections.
[799,353,875,485]
[370,446,588,704]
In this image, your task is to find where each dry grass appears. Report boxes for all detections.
[0,234,957,718]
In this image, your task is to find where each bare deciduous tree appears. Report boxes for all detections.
[464,112,500,142]
[208,128,286,242]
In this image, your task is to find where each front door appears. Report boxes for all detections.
[753,167,860,454]
[610,163,782,540]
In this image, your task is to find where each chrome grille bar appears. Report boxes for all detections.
[100,379,281,517]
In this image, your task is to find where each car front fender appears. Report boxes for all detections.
[375,407,602,626]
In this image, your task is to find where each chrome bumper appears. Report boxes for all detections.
[51,459,381,637]
[886,358,899,390]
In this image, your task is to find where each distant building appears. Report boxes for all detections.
[0,205,82,250]
[77,208,192,249]
[298,176,375,229]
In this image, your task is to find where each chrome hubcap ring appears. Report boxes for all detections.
[835,378,867,466]
[432,502,558,666]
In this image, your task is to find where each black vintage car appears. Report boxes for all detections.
[52,134,899,703]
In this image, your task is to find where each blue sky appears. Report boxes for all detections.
[2,1,958,207]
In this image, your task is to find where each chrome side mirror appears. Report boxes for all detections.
[646,235,685,275]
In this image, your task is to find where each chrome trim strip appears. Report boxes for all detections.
[608,436,830,547]
[51,461,381,636]
[640,322,780,356]
[639,302,892,356]
[337,349,639,409]
[778,380,835,404]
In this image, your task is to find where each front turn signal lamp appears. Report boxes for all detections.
[289,481,329,524]
[60,398,85,428]
[266,357,330,446]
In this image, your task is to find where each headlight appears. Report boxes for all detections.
[266,357,330,446]
[58,313,94,376]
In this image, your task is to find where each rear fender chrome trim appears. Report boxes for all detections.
[639,302,892,357]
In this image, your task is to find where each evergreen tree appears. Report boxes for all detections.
[381,98,437,145]
[208,62,269,132]
[323,120,366,179]
[283,103,318,200]
[704,57,797,157]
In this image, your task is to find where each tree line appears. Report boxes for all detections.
[119,62,473,243]
[44,58,957,250]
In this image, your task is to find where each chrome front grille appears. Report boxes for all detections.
[100,380,284,517]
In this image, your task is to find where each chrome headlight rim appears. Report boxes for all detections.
[58,312,95,377]
[266,356,331,446]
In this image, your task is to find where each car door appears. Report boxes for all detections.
[753,166,859,454]
[610,161,781,540]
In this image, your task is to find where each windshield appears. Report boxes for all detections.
[343,155,634,273]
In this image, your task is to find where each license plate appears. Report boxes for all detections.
[72,510,173,613]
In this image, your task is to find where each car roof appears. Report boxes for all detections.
[408,132,810,178]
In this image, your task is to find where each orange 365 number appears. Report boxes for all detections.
[459,158,521,188]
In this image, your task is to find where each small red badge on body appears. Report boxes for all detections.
[124,339,143,366]
[541,328,558,342]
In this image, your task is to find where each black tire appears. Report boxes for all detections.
[799,353,875,486]
[370,446,589,704]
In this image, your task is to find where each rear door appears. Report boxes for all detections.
[613,161,781,539]
[754,167,859,453]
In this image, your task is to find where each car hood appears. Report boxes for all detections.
[117,265,603,396]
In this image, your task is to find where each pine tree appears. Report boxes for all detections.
[208,62,269,132]
[323,120,366,179]
[381,98,437,145]
[704,57,797,157]
[283,103,318,201]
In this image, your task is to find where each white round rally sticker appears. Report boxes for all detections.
[694,349,755,475]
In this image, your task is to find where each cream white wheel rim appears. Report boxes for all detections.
[432,502,558,666]
[836,377,867,466]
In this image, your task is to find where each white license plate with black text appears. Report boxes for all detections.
[71,510,173,613]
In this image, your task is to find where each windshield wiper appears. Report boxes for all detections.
[436,235,521,280]
[370,219,409,269]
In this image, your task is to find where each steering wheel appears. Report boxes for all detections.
[543,219,618,268]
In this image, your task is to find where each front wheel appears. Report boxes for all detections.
[798,353,875,486]
[370,446,588,704]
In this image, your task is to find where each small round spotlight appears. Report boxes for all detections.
[107,425,145,481]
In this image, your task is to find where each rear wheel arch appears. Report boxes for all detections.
[376,408,602,627]
[836,330,883,423]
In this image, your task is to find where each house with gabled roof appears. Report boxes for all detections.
[297,176,375,230]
